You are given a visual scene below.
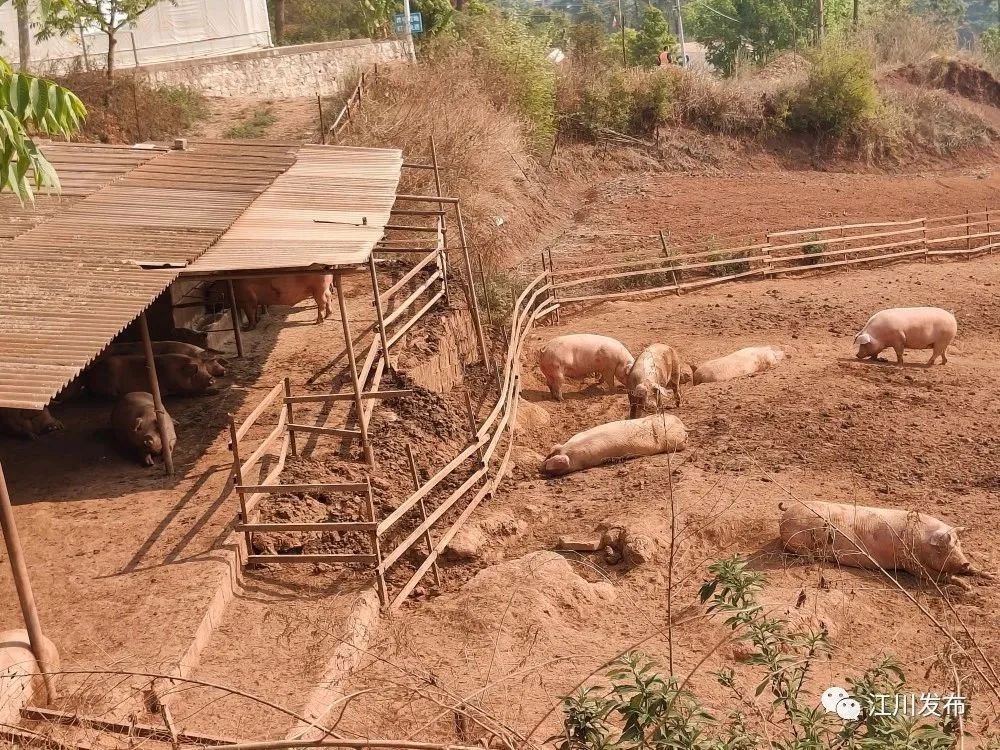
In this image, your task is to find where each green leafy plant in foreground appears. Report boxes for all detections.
[554,557,959,750]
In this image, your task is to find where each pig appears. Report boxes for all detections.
[780,501,978,581]
[626,344,692,417]
[85,354,216,399]
[692,345,787,385]
[231,274,334,329]
[111,392,176,467]
[854,307,957,365]
[538,334,635,401]
[541,413,687,477]
[168,327,211,350]
[104,341,227,377]
[0,407,64,439]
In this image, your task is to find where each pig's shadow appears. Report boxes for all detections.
[521,385,626,403]
[837,356,934,370]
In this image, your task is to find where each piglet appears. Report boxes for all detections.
[111,392,176,467]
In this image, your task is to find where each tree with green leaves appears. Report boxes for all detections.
[0,58,86,202]
[629,3,676,66]
[684,0,813,75]
[33,0,170,80]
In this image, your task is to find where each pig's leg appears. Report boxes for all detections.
[929,342,948,365]
[893,344,905,364]
[601,368,617,393]
[672,380,681,408]
[312,290,326,324]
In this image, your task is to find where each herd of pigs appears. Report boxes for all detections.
[534,306,984,585]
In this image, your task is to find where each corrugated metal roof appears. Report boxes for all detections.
[182,144,403,274]
[0,140,296,410]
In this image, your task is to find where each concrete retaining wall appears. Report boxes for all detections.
[140,38,409,98]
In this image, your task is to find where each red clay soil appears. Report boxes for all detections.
[892,57,1000,109]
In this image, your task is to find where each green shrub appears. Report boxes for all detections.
[556,557,960,750]
[783,43,880,137]
[578,68,674,136]
[628,4,676,69]
[802,233,824,265]
[706,251,751,277]
[223,107,277,139]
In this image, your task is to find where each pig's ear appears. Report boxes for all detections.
[931,530,954,547]
[855,333,872,345]
[952,526,967,535]
[133,417,143,433]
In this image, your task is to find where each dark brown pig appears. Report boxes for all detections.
[232,274,334,329]
[0,407,64,439]
[104,341,227,377]
[86,354,216,399]
[111,392,176,466]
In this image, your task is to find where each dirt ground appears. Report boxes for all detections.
[335,174,1000,744]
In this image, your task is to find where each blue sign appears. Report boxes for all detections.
[393,11,423,33]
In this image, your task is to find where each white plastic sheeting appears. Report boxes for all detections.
[0,0,271,72]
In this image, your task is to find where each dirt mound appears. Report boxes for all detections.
[892,57,1000,108]
[753,52,811,82]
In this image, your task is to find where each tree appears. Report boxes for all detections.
[34,0,169,80]
[628,3,675,66]
[684,0,813,75]
[273,0,285,43]
[15,0,30,70]
[0,58,86,202]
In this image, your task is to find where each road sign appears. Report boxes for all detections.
[393,11,423,34]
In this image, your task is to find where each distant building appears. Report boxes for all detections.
[0,0,271,73]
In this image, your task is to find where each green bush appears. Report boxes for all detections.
[981,27,1000,63]
[802,234,824,265]
[783,43,880,137]
[578,68,674,136]
[628,4,676,68]
[556,557,961,750]
[706,251,751,277]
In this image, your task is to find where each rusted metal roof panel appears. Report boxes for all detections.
[182,145,403,274]
[0,141,297,410]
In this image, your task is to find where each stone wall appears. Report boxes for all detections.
[402,310,482,393]
[139,38,409,98]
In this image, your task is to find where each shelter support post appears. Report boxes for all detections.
[368,257,391,368]
[335,275,374,466]
[226,281,245,359]
[454,203,492,374]
[430,137,450,307]
[139,313,175,476]
[0,461,57,704]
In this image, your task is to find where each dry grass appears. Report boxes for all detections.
[855,14,956,72]
[883,85,997,156]
[669,69,775,135]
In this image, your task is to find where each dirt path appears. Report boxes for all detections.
[189,96,324,142]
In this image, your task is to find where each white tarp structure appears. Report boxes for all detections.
[0,0,271,72]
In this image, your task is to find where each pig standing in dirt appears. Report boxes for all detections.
[538,334,634,401]
[780,501,978,581]
[626,344,692,417]
[541,413,687,477]
[692,345,787,385]
[0,407,64,439]
[231,274,334,329]
[105,341,227,377]
[86,354,216,399]
[111,392,176,467]
[854,306,957,365]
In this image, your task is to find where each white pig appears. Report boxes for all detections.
[692,345,787,385]
[627,344,692,417]
[541,413,687,476]
[854,307,957,365]
[780,501,976,579]
[538,334,634,401]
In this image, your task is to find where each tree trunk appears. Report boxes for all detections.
[274,0,286,44]
[106,31,116,80]
[16,2,30,71]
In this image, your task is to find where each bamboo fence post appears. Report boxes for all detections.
[0,460,57,704]
[405,444,441,587]
[316,93,326,145]
[225,280,245,358]
[139,313,174,476]
[966,209,971,252]
[368,256,392,368]
[464,392,487,476]
[335,275,374,467]
[989,209,994,255]
[764,233,775,277]
[659,230,680,294]
[283,378,297,457]
[547,248,561,323]
[922,219,928,261]
[366,477,388,606]
[430,137,450,306]
[455,202,491,374]
[228,417,252,560]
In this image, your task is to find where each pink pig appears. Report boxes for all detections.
[538,334,634,402]
[854,307,957,365]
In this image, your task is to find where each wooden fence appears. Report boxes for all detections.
[551,208,999,305]
[326,66,377,144]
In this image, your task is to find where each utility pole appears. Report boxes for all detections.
[675,0,687,66]
[402,0,417,62]
[618,0,627,65]
[817,0,825,40]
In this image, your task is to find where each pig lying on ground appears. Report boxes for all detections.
[232,274,334,329]
[627,344,692,417]
[538,334,634,401]
[111,392,176,467]
[541,413,687,476]
[693,345,787,385]
[86,354,216,399]
[0,407,63,439]
[780,501,981,581]
[854,307,957,365]
[104,341,227,377]
[168,327,211,350]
